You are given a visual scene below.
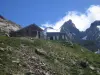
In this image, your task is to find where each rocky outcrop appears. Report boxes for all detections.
[60,20,100,51]
[90,20,100,27]
[60,20,81,42]
[0,15,21,34]
[81,21,100,51]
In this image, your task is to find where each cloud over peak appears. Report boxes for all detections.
[41,5,100,32]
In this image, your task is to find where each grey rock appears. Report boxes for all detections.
[0,47,5,51]
[89,65,95,70]
[35,48,47,56]
[0,15,21,33]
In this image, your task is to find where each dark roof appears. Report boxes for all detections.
[16,24,43,32]
[24,24,43,31]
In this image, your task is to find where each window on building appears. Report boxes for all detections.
[56,36,59,40]
[62,35,65,39]
[53,36,55,40]
[50,37,53,40]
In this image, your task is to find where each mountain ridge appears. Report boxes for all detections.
[60,20,100,51]
[0,15,21,34]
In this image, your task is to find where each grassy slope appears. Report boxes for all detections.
[0,36,100,75]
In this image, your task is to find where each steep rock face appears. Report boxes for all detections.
[83,20,100,42]
[90,20,100,27]
[0,15,21,33]
[60,20,100,51]
[60,20,81,42]
[81,20,100,51]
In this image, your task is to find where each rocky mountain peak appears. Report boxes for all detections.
[63,19,76,28]
[60,19,81,42]
[66,19,72,23]
[90,20,100,28]
[86,20,100,33]
[60,19,79,33]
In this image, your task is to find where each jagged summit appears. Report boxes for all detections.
[60,19,81,42]
[66,19,72,23]
[90,20,100,27]
[60,19,79,33]
[63,19,76,28]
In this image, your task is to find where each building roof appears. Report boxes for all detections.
[23,24,43,31]
[16,24,43,32]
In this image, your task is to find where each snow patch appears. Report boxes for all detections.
[97,25,100,31]
[82,36,87,40]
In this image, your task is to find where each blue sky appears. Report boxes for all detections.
[0,0,100,31]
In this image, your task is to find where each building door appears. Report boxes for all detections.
[50,37,53,40]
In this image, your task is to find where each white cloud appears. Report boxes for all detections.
[41,5,100,32]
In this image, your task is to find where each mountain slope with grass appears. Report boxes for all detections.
[0,36,100,75]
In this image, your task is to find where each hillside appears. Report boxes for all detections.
[0,36,100,75]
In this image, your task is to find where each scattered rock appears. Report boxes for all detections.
[79,61,88,68]
[81,48,84,52]
[89,65,95,70]
[6,46,12,51]
[25,72,34,75]
[22,63,27,68]
[0,47,5,51]
[30,56,37,60]
[35,48,47,56]
[35,69,50,75]
[20,44,26,48]
[97,68,100,74]
[12,59,20,64]
[5,33,10,37]
[54,59,59,64]
[71,59,76,65]
[0,64,3,66]
[6,73,13,75]
[1,42,4,45]
[45,72,50,75]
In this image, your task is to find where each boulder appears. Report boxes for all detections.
[35,48,47,56]
[79,61,88,68]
